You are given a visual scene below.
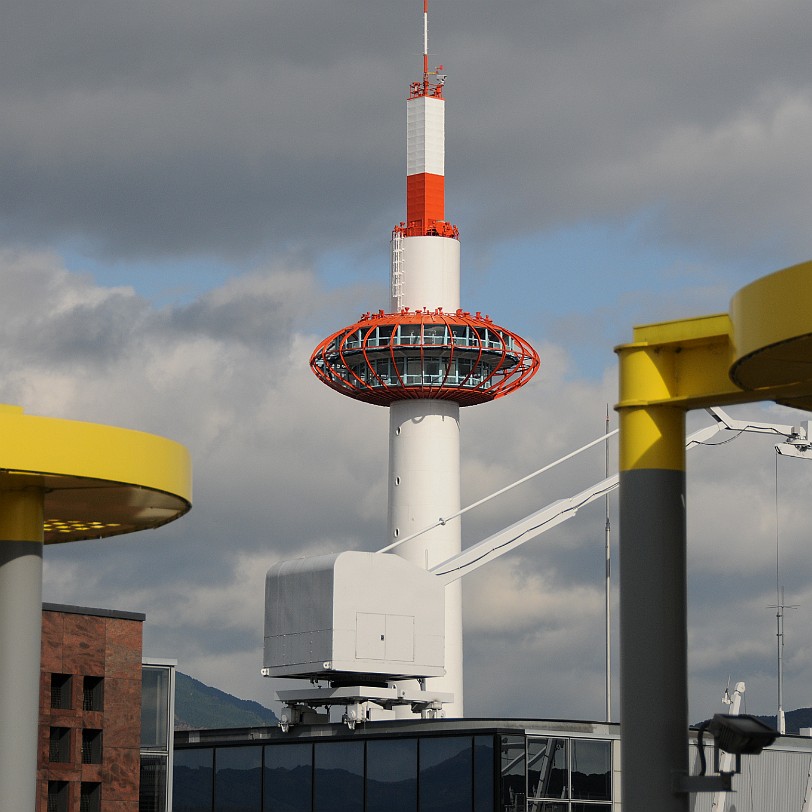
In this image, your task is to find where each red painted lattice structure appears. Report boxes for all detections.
[310,309,539,407]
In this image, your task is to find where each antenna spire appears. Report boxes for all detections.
[423,0,429,86]
[411,0,444,99]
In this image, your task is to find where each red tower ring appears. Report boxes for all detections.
[310,309,539,407]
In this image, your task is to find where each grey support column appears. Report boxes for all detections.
[0,481,46,812]
[619,467,688,811]
[617,403,689,812]
[0,540,44,812]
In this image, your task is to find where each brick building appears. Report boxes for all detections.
[37,604,145,812]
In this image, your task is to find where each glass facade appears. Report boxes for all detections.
[524,737,612,812]
[140,755,168,812]
[174,748,214,812]
[474,736,495,812]
[419,736,472,812]
[527,738,567,800]
[366,738,417,812]
[264,742,312,812]
[570,740,611,802]
[216,746,263,812]
[142,667,171,750]
[174,730,611,812]
[140,661,176,812]
[314,741,364,812]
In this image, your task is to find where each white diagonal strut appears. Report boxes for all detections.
[429,407,812,585]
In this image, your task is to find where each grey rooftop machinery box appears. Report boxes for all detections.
[264,550,445,682]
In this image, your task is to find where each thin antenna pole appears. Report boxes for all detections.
[605,405,612,722]
[423,0,429,86]
[776,453,784,733]
[770,453,798,734]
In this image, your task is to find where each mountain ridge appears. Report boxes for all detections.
[174,672,278,730]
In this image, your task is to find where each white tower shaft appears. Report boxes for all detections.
[389,72,464,712]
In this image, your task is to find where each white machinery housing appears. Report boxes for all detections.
[263,551,445,684]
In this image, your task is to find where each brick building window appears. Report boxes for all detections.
[47,780,69,812]
[50,674,73,709]
[49,727,71,763]
[80,781,101,812]
[83,676,104,711]
[82,729,103,764]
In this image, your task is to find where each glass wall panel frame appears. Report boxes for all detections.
[419,735,473,812]
[569,739,611,802]
[215,745,263,812]
[525,736,613,809]
[313,740,364,812]
[173,747,214,812]
[264,741,313,812]
[527,737,567,801]
[366,737,418,812]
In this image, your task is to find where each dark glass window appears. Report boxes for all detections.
[214,746,262,812]
[80,782,101,812]
[366,737,417,812]
[314,741,364,812]
[83,676,103,712]
[82,729,103,764]
[473,735,495,812]
[500,736,525,812]
[419,736,472,812]
[174,747,214,812]
[51,674,72,709]
[142,667,170,750]
[424,358,444,382]
[140,754,168,812]
[49,727,71,763]
[570,740,611,801]
[527,738,567,800]
[48,780,69,812]
[264,742,312,812]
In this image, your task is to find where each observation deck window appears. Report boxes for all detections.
[395,325,421,345]
[344,329,365,350]
[472,328,499,349]
[451,326,469,346]
[326,353,503,390]
[367,327,391,348]
[423,325,448,345]
[423,359,444,384]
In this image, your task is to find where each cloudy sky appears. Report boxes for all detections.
[6,0,812,725]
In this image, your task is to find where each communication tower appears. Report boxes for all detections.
[309,1,539,715]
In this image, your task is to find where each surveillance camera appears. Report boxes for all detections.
[709,714,778,756]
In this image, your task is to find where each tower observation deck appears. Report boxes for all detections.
[309,1,539,716]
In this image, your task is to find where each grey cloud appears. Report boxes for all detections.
[5,0,812,266]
